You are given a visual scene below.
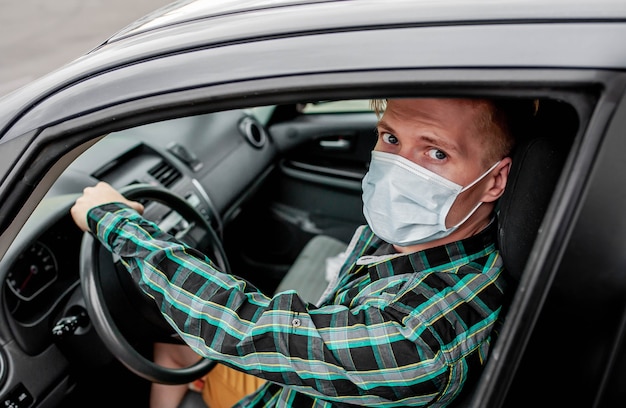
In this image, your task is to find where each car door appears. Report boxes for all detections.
[270,100,376,241]
[497,86,626,408]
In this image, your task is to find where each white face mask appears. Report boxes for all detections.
[362,151,500,246]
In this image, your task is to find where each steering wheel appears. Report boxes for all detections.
[80,183,227,384]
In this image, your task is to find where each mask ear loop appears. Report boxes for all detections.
[460,160,501,193]
[449,160,502,230]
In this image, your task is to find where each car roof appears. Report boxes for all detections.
[109,0,626,42]
[109,0,337,40]
[3,0,626,140]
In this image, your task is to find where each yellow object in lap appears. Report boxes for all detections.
[201,363,266,408]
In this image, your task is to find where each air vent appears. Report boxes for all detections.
[239,116,267,148]
[148,160,181,187]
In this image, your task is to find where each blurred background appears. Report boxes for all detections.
[0,0,172,97]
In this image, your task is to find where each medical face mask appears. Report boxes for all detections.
[362,151,500,246]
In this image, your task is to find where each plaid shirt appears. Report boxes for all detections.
[89,203,506,407]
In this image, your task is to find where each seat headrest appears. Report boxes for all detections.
[497,135,567,282]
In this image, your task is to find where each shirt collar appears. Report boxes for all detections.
[356,221,498,280]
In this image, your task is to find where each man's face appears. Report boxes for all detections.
[374,98,499,228]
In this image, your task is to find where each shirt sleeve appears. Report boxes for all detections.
[87,202,500,406]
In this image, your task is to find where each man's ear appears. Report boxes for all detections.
[481,157,512,203]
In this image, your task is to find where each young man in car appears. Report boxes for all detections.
[71,97,515,407]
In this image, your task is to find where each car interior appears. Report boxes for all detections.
[0,94,584,407]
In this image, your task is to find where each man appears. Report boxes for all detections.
[71,98,514,407]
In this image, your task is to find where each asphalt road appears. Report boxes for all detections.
[0,0,172,98]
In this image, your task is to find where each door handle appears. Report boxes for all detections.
[319,138,351,150]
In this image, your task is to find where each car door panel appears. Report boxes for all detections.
[270,110,376,240]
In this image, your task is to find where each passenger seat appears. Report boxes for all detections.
[274,234,348,305]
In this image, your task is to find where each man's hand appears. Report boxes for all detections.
[70,181,144,232]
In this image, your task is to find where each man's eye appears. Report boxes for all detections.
[381,132,398,145]
[427,149,447,160]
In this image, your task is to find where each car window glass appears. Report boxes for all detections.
[301,100,373,114]
[245,106,276,125]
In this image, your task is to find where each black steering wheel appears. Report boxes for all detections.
[80,183,227,384]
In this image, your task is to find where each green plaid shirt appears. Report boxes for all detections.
[89,203,506,407]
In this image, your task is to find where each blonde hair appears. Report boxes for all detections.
[370,99,387,117]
